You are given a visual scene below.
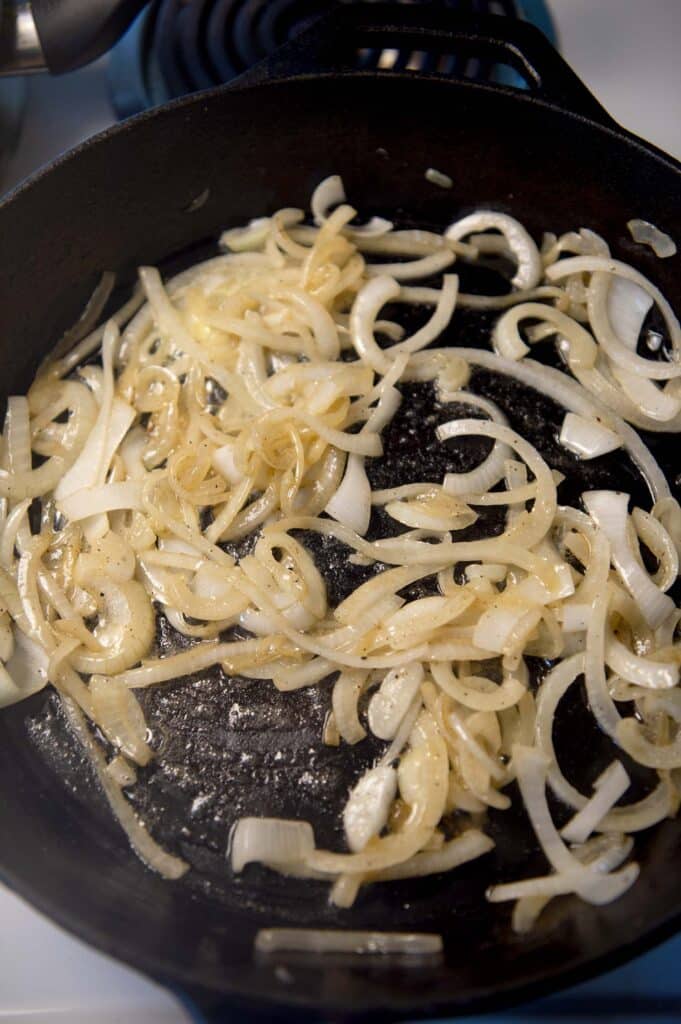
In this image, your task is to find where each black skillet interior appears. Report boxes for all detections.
[0,7,680,1022]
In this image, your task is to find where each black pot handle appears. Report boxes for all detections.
[236,2,617,130]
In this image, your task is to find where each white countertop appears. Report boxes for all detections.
[1,1,680,1021]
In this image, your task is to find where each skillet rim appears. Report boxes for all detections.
[0,68,680,1020]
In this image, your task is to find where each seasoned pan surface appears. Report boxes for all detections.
[0,57,680,1019]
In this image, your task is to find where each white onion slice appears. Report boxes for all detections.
[90,675,153,766]
[632,507,679,591]
[431,661,525,713]
[438,418,556,548]
[430,347,670,492]
[366,249,455,282]
[488,834,634,904]
[605,634,678,690]
[425,168,453,189]
[559,413,622,460]
[377,697,423,768]
[211,442,244,485]
[583,490,675,628]
[343,765,398,852]
[231,818,315,873]
[63,696,187,879]
[588,273,678,381]
[311,175,392,236]
[446,212,542,290]
[560,761,630,844]
[59,481,143,522]
[442,397,511,498]
[5,396,31,475]
[385,492,476,532]
[106,755,137,788]
[606,276,653,350]
[220,217,271,252]
[311,175,345,224]
[608,362,681,422]
[325,454,372,536]
[255,929,442,957]
[546,256,681,360]
[332,670,368,745]
[55,320,131,500]
[473,604,541,657]
[512,745,638,904]
[350,275,401,372]
[2,629,48,708]
[368,663,424,740]
[373,829,493,881]
[627,219,677,258]
[560,602,591,633]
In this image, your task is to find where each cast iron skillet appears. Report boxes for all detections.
[0,7,680,1022]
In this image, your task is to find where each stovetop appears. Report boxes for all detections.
[1,1,681,1022]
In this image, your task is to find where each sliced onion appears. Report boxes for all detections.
[220,217,271,252]
[605,633,678,690]
[609,362,681,423]
[343,765,397,852]
[446,212,542,289]
[387,276,458,360]
[350,275,401,372]
[90,675,153,766]
[489,834,635,905]
[385,491,476,532]
[368,663,424,740]
[231,817,315,872]
[631,507,679,591]
[0,455,66,501]
[441,392,511,498]
[332,670,368,745]
[106,755,137,788]
[617,691,681,769]
[627,219,677,258]
[437,347,670,491]
[606,275,653,350]
[545,256,681,361]
[583,490,675,628]
[255,929,442,957]
[311,175,393,237]
[381,592,475,651]
[425,168,453,189]
[449,709,507,784]
[70,579,155,676]
[560,761,630,844]
[59,481,143,522]
[269,656,333,691]
[438,418,556,548]
[588,272,679,381]
[512,745,638,904]
[63,696,187,879]
[306,714,447,875]
[325,454,372,536]
[559,412,622,460]
[366,249,455,282]
[5,396,31,475]
[372,829,493,882]
[431,661,525,712]
[0,630,48,708]
[55,323,133,500]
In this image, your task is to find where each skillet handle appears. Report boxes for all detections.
[236,3,618,130]
[32,0,150,72]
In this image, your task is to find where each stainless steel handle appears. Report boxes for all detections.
[0,2,45,75]
[0,0,150,76]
